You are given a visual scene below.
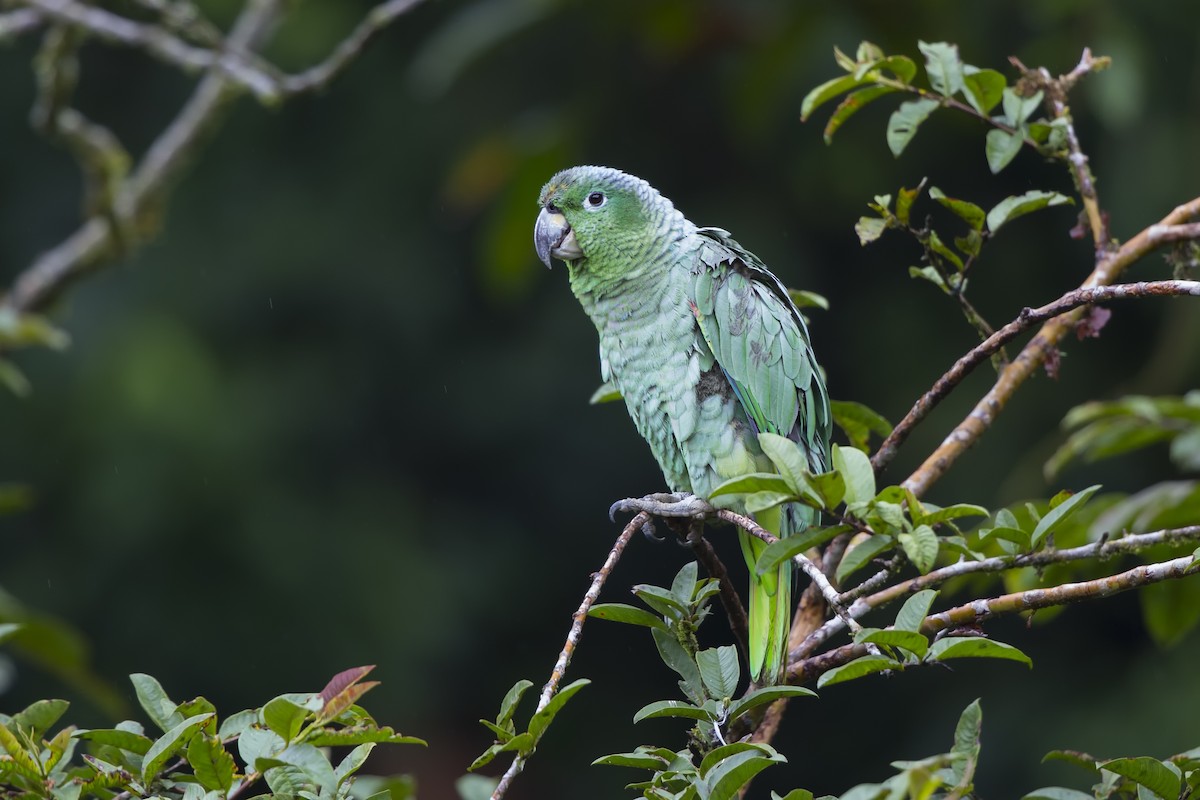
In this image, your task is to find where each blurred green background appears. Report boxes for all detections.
[2,1,1199,797]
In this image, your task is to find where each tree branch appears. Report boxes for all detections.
[2,0,425,317]
[792,524,1200,659]
[922,553,1200,633]
[897,198,1200,496]
[871,279,1200,474]
[0,8,41,39]
[489,513,646,800]
[686,524,750,660]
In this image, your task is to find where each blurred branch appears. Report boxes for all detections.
[490,512,646,800]
[871,279,1200,475]
[1,0,425,317]
[0,8,40,39]
[898,198,1200,496]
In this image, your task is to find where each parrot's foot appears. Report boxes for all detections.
[609,492,714,522]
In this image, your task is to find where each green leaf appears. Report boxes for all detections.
[671,561,699,605]
[652,629,704,703]
[305,725,425,747]
[0,359,30,396]
[497,679,533,726]
[895,589,938,632]
[877,54,917,83]
[853,628,929,659]
[1140,574,1200,648]
[727,686,816,722]
[592,751,670,770]
[1022,789,1097,800]
[928,187,986,231]
[634,585,689,618]
[855,216,888,246]
[633,700,714,724]
[928,637,1032,667]
[886,98,940,156]
[898,524,938,573]
[962,68,1005,113]
[588,603,669,631]
[917,503,990,527]
[1030,485,1101,548]
[759,432,811,493]
[710,472,796,499]
[262,696,309,742]
[895,181,924,225]
[130,674,182,733]
[588,381,622,404]
[334,742,375,785]
[696,646,739,700]
[952,699,983,756]
[11,699,69,739]
[704,747,787,800]
[142,713,213,783]
[787,288,830,311]
[830,400,892,452]
[986,190,1073,232]
[823,86,897,144]
[985,129,1024,174]
[1099,757,1181,800]
[816,654,901,688]
[1001,87,1044,126]
[237,727,286,768]
[700,743,777,777]
[260,742,338,797]
[745,491,795,513]
[754,524,846,576]
[832,444,875,507]
[836,536,892,583]
[918,41,964,96]
[909,265,950,294]
[801,74,867,121]
[187,734,235,792]
[457,774,500,800]
[217,710,257,740]
[73,728,154,755]
[527,678,589,742]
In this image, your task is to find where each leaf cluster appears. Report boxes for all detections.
[0,667,423,800]
[1027,747,1200,800]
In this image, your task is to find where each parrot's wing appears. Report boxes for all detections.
[691,227,830,472]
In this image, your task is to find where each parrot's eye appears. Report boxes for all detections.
[584,191,607,209]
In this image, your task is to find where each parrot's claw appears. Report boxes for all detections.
[609,492,714,522]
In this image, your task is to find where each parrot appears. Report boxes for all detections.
[534,165,831,685]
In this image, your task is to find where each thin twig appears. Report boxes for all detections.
[686,524,750,658]
[0,8,41,39]
[489,513,645,800]
[896,200,1200,496]
[871,279,1200,475]
[714,508,863,634]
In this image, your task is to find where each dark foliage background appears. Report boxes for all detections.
[2,1,1199,798]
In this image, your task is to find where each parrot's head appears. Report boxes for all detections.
[534,165,671,271]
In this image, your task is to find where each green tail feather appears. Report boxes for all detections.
[740,505,794,685]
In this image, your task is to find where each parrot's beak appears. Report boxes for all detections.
[535,207,583,268]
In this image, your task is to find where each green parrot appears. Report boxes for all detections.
[535,165,831,685]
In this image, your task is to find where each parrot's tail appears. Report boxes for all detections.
[739,504,796,686]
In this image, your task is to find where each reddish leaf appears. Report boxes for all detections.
[320,666,376,706]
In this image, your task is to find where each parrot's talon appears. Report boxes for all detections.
[608,492,715,521]
[640,521,664,542]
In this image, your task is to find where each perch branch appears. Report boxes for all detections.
[871,279,1200,474]
[792,524,1200,658]
[489,512,646,800]
[897,197,1200,496]
[922,553,1200,633]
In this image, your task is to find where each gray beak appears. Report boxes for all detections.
[534,207,582,268]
